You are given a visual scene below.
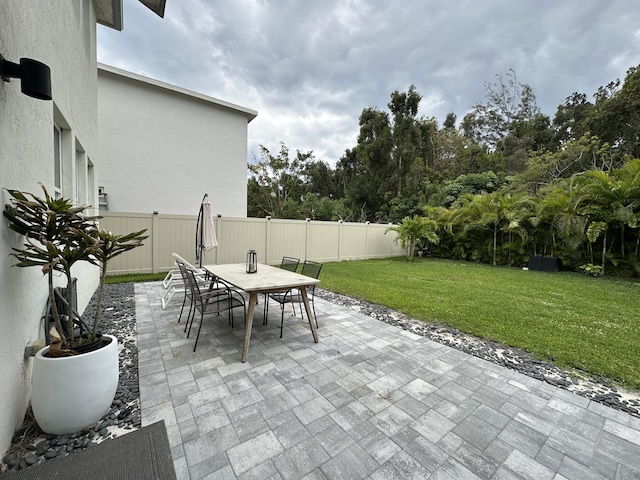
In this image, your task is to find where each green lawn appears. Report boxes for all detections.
[320,257,640,390]
[105,272,168,284]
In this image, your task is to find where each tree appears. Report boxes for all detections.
[513,134,609,193]
[576,161,640,273]
[443,112,457,130]
[583,66,640,159]
[302,160,338,199]
[247,143,312,218]
[388,85,423,196]
[463,69,540,149]
[437,171,506,207]
[449,192,517,266]
[552,92,593,143]
[385,215,439,261]
[353,106,393,219]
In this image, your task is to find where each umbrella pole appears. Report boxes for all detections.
[197,194,208,268]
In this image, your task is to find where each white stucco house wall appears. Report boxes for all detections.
[97,65,257,217]
[0,0,165,458]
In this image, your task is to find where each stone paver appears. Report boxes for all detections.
[135,281,640,479]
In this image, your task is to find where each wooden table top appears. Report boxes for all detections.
[202,263,319,293]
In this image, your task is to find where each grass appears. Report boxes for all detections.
[105,272,168,284]
[320,257,640,390]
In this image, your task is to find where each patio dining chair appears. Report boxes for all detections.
[262,256,300,324]
[279,256,300,272]
[161,252,210,310]
[264,260,322,338]
[183,266,246,352]
[175,260,225,327]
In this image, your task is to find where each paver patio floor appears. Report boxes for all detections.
[135,281,640,479]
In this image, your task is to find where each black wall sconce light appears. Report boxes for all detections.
[1,54,52,100]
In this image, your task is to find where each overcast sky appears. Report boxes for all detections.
[97,0,640,166]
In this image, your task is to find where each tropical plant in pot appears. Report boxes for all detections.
[3,184,147,434]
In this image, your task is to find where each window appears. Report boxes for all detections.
[53,106,95,210]
[53,125,62,198]
[75,140,87,206]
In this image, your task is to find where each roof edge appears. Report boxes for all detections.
[97,63,258,122]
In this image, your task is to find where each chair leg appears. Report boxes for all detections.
[193,312,204,351]
[280,306,285,338]
[312,297,318,328]
[184,298,195,334]
[186,302,197,337]
[178,293,188,324]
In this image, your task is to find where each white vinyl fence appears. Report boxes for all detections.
[99,212,405,275]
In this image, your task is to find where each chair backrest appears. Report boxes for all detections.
[280,256,300,272]
[300,260,322,280]
[175,260,192,291]
[173,252,200,272]
[183,266,204,306]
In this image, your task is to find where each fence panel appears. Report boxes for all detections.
[307,221,340,263]
[267,219,307,265]
[340,222,370,260]
[216,217,268,264]
[99,213,154,274]
[99,212,403,275]
[156,214,198,271]
[368,223,394,258]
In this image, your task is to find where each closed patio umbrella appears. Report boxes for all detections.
[195,194,218,267]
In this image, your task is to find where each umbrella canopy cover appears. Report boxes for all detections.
[201,199,218,250]
[196,195,218,266]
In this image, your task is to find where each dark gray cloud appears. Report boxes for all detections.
[98,0,640,165]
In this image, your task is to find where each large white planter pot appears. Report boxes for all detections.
[31,334,119,435]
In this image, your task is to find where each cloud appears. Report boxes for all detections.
[98,0,640,165]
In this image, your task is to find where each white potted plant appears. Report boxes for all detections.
[3,185,147,434]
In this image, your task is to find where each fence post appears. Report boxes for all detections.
[365,221,370,259]
[265,216,271,265]
[305,218,311,260]
[152,211,160,273]
[215,214,222,265]
[337,220,343,262]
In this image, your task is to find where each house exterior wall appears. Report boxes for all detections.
[97,65,257,217]
[0,1,100,456]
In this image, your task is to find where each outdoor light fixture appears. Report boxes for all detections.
[1,54,52,100]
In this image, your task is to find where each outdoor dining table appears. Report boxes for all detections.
[202,263,320,362]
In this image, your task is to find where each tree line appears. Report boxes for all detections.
[248,65,640,275]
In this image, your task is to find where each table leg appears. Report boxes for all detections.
[300,287,318,343]
[242,292,258,362]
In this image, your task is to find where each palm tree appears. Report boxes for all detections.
[385,215,439,261]
[500,192,537,265]
[449,192,504,265]
[576,161,640,273]
[537,181,587,262]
